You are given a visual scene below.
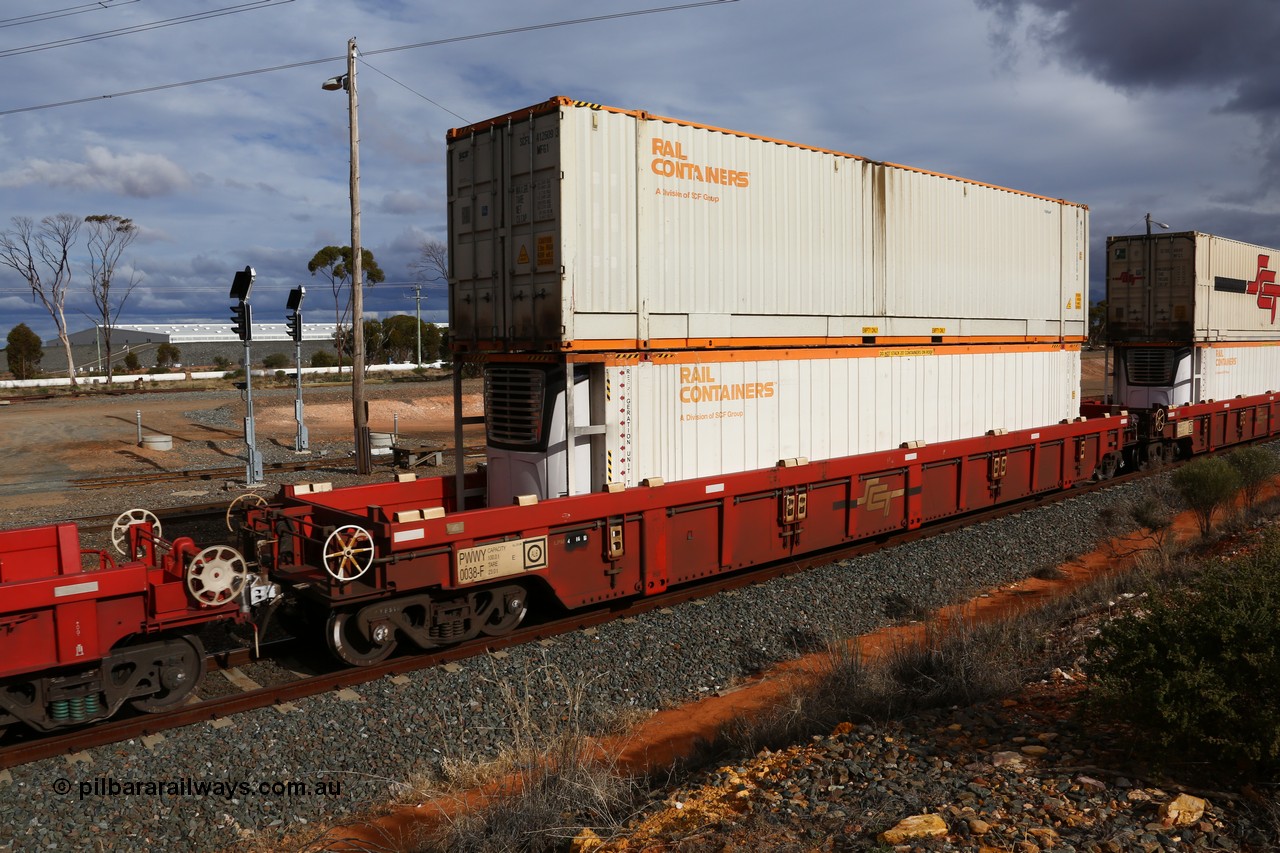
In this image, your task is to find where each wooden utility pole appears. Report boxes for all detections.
[346,37,370,473]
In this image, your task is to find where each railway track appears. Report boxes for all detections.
[0,465,1144,770]
[72,501,240,537]
[67,445,486,490]
[69,458,352,490]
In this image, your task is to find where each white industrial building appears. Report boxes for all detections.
[64,322,342,347]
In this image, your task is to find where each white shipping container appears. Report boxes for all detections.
[484,346,1081,503]
[448,98,1088,351]
[1107,232,1280,343]
[1115,343,1280,409]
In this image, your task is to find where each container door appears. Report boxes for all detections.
[503,111,565,347]
[449,130,505,346]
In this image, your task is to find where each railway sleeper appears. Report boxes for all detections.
[326,583,529,667]
[0,635,205,733]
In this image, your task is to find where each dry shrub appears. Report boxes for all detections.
[404,658,645,853]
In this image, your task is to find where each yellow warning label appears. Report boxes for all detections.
[516,244,530,265]
[536,234,555,267]
[1075,292,1082,309]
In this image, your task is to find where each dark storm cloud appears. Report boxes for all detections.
[977,0,1280,115]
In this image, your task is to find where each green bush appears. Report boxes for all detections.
[6,323,42,379]
[1088,531,1280,776]
[1171,456,1241,536]
[310,349,337,368]
[155,342,181,367]
[1228,446,1280,510]
[262,352,290,370]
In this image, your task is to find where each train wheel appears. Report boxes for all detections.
[477,585,528,637]
[1095,453,1119,481]
[327,610,397,666]
[130,636,206,713]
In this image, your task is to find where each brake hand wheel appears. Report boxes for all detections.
[322,524,375,582]
[111,508,162,556]
[186,545,249,606]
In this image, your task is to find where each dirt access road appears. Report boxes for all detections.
[0,378,482,517]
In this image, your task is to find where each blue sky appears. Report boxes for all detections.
[2,0,1278,342]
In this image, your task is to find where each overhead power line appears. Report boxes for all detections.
[0,0,738,118]
[0,0,294,59]
[0,0,142,30]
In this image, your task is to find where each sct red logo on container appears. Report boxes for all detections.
[1247,254,1279,323]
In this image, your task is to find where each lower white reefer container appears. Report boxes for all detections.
[1115,343,1280,410]
[484,346,1082,504]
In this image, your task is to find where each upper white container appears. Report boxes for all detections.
[448,98,1088,352]
[1107,232,1280,342]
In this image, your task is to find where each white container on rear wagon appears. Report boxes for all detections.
[1107,232,1280,343]
[448,98,1088,351]
[484,346,1081,504]
[1115,343,1280,409]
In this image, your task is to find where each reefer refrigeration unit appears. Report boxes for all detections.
[447,97,1089,352]
[1108,232,1280,408]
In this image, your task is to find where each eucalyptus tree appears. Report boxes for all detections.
[307,245,385,370]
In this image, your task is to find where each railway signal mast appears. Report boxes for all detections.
[287,286,309,452]
[229,265,264,485]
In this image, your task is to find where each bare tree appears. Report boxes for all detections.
[0,214,83,387]
[84,214,140,384]
[411,237,448,288]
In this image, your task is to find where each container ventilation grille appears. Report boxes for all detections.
[1126,348,1175,386]
[485,366,547,446]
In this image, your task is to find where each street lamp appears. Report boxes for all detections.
[324,37,371,474]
